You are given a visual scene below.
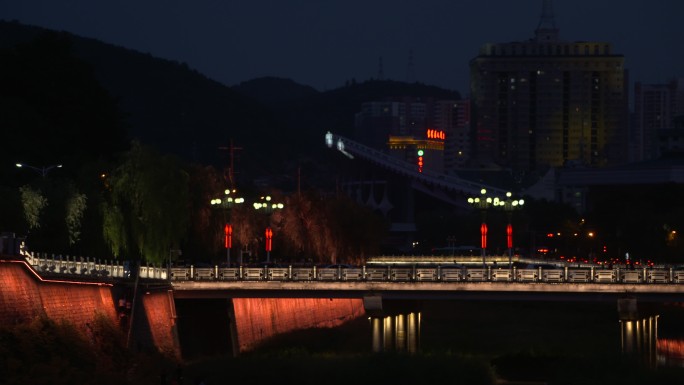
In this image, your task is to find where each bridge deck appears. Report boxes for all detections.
[171,280,684,302]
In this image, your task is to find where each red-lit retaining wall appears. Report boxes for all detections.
[1,259,366,358]
[231,297,366,352]
[0,259,181,360]
[0,260,117,326]
[142,290,181,360]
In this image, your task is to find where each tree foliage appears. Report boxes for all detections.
[181,164,225,261]
[277,191,389,264]
[19,185,47,230]
[102,141,190,263]
[65,192,87,245]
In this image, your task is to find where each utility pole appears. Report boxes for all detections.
[218,140,242,188]
[216,140,243,268]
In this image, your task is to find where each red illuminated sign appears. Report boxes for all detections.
[426,129,445,140]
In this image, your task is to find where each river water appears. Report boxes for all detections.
[179,299,684,384]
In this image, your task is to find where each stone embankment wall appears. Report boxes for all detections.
[0,259,181,360]
[140,289,181,359]
[0,259,117,326]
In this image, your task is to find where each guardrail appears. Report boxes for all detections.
[19,251,684,285]
[22,251,167,280]
[167,264,684,285]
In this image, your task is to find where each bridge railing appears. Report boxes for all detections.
[165,264,684,284]
[21,250,167,280]
[18,249,684,285]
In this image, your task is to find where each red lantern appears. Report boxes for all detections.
[480,223,488,249]
[224,223,232,249]
[265,227,273,252]
[507,223,513,249]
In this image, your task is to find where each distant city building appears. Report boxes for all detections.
[355,97,464,174]
[342,0,682,225]
[435,99,471,172]
[633,78,684,161]
[469,0,629,174]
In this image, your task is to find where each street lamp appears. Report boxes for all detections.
[495,192,525,268]
[467,188,496,267]
[253,195,284,263]
[210,189,244,267]
[16,163,62,177]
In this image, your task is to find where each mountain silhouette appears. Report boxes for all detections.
[0,20,462,190]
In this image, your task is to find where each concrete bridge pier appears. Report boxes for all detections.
[364,295,421,353]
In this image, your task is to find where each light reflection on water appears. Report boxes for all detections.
[620,314,684,368]
[658,338,684,367]
[620,316,659,367]
[367,300,684,369]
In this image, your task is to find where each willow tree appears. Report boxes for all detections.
[102,141,189,264]
[278,191,389,264]
[65,191,87,246]
[278,192,324,260]
[19,185,47,231]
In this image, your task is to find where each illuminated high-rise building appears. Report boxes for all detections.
[469,0,629,173]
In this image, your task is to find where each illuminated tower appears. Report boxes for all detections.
[469,0,629,172]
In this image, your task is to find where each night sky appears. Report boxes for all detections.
[2,0,683,94]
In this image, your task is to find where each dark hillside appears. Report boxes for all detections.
[0,25,128,179]
[1,20,463,191]
[231,79,462,189]
[233,76,319,105]
[70,35,285,168]
[298,79,462,139]
[0,21,286,181]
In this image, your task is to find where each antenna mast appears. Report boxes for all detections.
[218,139,242,188]
[534,0,559,42]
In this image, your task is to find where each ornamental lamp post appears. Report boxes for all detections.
[253,195,284,263]
[467,188,496,267]
[495,192,525,268]
[16,163,62,177]
[210,189,244,267]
